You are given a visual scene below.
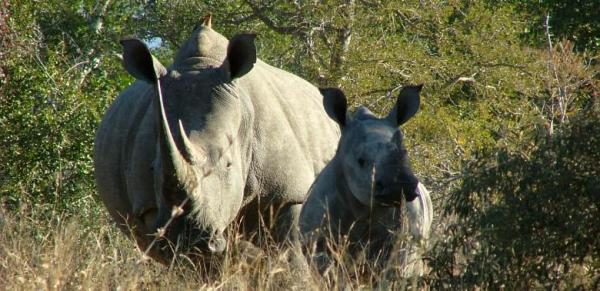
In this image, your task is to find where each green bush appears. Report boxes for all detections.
[0,1,132,215]
[494,0,600,51]
[428,98,600,289]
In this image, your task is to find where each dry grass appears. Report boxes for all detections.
[0,210,197,290]
[0,208,426,290]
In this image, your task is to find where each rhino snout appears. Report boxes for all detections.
[151,213,227,255]
[190,230,227,255]
[400,182,419,202]
[374,179,419,205]
[207,235,227,254]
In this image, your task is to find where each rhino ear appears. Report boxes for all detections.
[120,38,167,84]
[320,87,348,127]
[388,84,422,126]
[225,33,257,80]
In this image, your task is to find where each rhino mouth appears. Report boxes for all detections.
[189,232,227,255]
[149,213,228,262]
[374,183,419,207]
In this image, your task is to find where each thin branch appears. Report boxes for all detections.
[243,0,302,35]
[544,13,568,128]
[137,197,190,263]
[64,60,89,75]
[327,0,356,85]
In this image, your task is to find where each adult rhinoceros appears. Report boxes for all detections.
[94,20,339,263]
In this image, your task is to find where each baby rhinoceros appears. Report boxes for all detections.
[299,85,433,276]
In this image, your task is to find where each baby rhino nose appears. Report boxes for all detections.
[374,176,419,205]
[401,182,419,202]
[374,180,402,206]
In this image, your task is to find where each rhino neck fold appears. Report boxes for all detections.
[333,158,369,222]
[155,79,198,193]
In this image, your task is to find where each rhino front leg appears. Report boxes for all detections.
[273,203,311,281]
[273,203,302,243]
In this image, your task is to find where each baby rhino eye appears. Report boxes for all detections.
[357,157,366,168]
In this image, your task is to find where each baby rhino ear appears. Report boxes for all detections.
[320,87,348,128]
[388,84,423,126]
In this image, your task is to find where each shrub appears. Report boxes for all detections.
[428,93,600,289]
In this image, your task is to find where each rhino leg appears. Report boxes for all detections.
[272,203,311,284]
[273,203,302,243]
[98,192,162,262]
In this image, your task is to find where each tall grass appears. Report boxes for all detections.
[0,207,428,290]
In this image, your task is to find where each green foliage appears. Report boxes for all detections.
[496,0,600,51]
[142,0,551,189]
[428,99,600,289]
[0,0,133,214]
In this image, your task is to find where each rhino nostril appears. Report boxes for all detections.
[403,183,419,202]
[208,237,227,254]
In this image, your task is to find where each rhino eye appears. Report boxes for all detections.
[357,157,366,168]
[226,161,233,169]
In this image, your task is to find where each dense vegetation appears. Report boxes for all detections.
[1,0,598,289]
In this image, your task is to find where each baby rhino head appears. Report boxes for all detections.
[321,85,423,207]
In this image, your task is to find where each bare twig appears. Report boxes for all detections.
[243,0,302,35]
[64,61,90,75]
[544,13,569,132]
[137,197,189,263]
[366,84,403,108]
[328,0,356,85]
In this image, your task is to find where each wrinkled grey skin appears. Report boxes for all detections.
[94,23,339,263]
[299,85,433,275]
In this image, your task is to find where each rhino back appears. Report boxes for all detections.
[239,60,340,203]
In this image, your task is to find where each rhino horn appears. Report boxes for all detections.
[202,13,212,28]
[120,38,199,192]
[156,80,198,191]
[177,119,206,165]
